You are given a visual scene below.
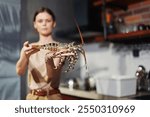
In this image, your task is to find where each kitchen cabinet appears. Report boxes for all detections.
[91,0,150,43]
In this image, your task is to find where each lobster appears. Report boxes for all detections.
[32,19,88,73]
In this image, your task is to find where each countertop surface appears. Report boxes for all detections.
[59,87,150,100]
[60,87,102,99]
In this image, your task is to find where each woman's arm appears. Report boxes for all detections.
[16,41,39,76]
[16,49,29,76]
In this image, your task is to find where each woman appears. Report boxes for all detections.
[16,7,72,100]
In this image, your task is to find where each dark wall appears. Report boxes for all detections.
[21,0,75,43]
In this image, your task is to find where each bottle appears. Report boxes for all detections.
[115,17,126,33]
[106,9,117,34]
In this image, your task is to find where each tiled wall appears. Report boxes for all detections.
[80,42,150,80]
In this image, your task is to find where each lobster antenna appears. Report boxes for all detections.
[73,17,90,78]
[73,17,84,45]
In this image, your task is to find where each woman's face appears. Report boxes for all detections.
[34,12,56,36]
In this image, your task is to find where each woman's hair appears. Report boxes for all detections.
[33,7,56,22]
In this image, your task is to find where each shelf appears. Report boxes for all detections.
[93,0,148,11]
[94,30,150,43]
[108,30,150,40]
[93,0,114,6]
[93,0,146,7]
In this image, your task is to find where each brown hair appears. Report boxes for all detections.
[33,7,56,22]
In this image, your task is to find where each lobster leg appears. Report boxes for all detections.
[65,55,75,72]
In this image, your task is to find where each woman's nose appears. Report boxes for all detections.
[42,21,46,25]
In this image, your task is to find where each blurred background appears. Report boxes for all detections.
[0,0,150,100]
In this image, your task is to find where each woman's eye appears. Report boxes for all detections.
[46,19,52,22]
[36,19,52,23]
[37,19,43,23]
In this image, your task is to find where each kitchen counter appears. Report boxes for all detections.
[59,87,150,100]
[60,87,102,100]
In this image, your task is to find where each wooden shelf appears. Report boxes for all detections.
[93,0,146,7]
[108,30,150,40]
[93,0,114,6]
[94,30,150,42]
